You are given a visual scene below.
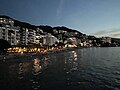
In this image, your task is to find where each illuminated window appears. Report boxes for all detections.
[0,20,3,22]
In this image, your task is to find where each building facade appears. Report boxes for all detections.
[0,16,38,46]
[43,34,59,46]
[0,17,20,45]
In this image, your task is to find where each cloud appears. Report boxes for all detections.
[110,33,120,37]
[93,29,120,38]
[109,29,120,33]
[56,0,65,19]
[93,31,107,35]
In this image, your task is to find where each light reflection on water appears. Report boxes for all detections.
[31,57,50,89]
[64,50,79,86]
[32,58,42,75]
[0,47,120,90]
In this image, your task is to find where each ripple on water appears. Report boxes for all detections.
[2,47,120,90]
[18,63,24,80]
[115,77,120,81]
[113,71,120,75]
[70,67,78,72]
[31,79,41,90]
[105,85,120,90]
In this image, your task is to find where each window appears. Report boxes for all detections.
[0,20,3,22]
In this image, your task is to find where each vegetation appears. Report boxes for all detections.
[0,39,12,54]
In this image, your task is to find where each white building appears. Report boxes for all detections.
[0,17,20,45]
[101,37,111,43]
[20,28,36,45]
[43,34,59,46]
[27,29,36,44]
[20,28,28,45]
[0,17,14,27]
[0,16,59,46]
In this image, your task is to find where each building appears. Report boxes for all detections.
[0,16,38,46]
[0,16,14,27]
[43,34,59,46]
[101,37,111,44]
[19,28,28,45]
[0,16,64,47]
[35,28,44,45]
[0,16,20,45]
[27,29,36,44]
[19,28,37,45]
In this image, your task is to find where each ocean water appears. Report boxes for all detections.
[0,47,120,90]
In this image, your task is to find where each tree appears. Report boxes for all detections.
[0,39,12,51]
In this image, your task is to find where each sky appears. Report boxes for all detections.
[0,0,120,38]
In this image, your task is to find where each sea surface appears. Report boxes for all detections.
[0,47,120,90]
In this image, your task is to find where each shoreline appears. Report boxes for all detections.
[1,46,118,62]
[0,47,86,61]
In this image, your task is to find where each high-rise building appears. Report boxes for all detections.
[27,29,36,44]
[0,16,59,46]
[19,28,28,45]
[0,16,20,45]
[0,16,38,46]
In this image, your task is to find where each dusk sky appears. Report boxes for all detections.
[1,0,120,38]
